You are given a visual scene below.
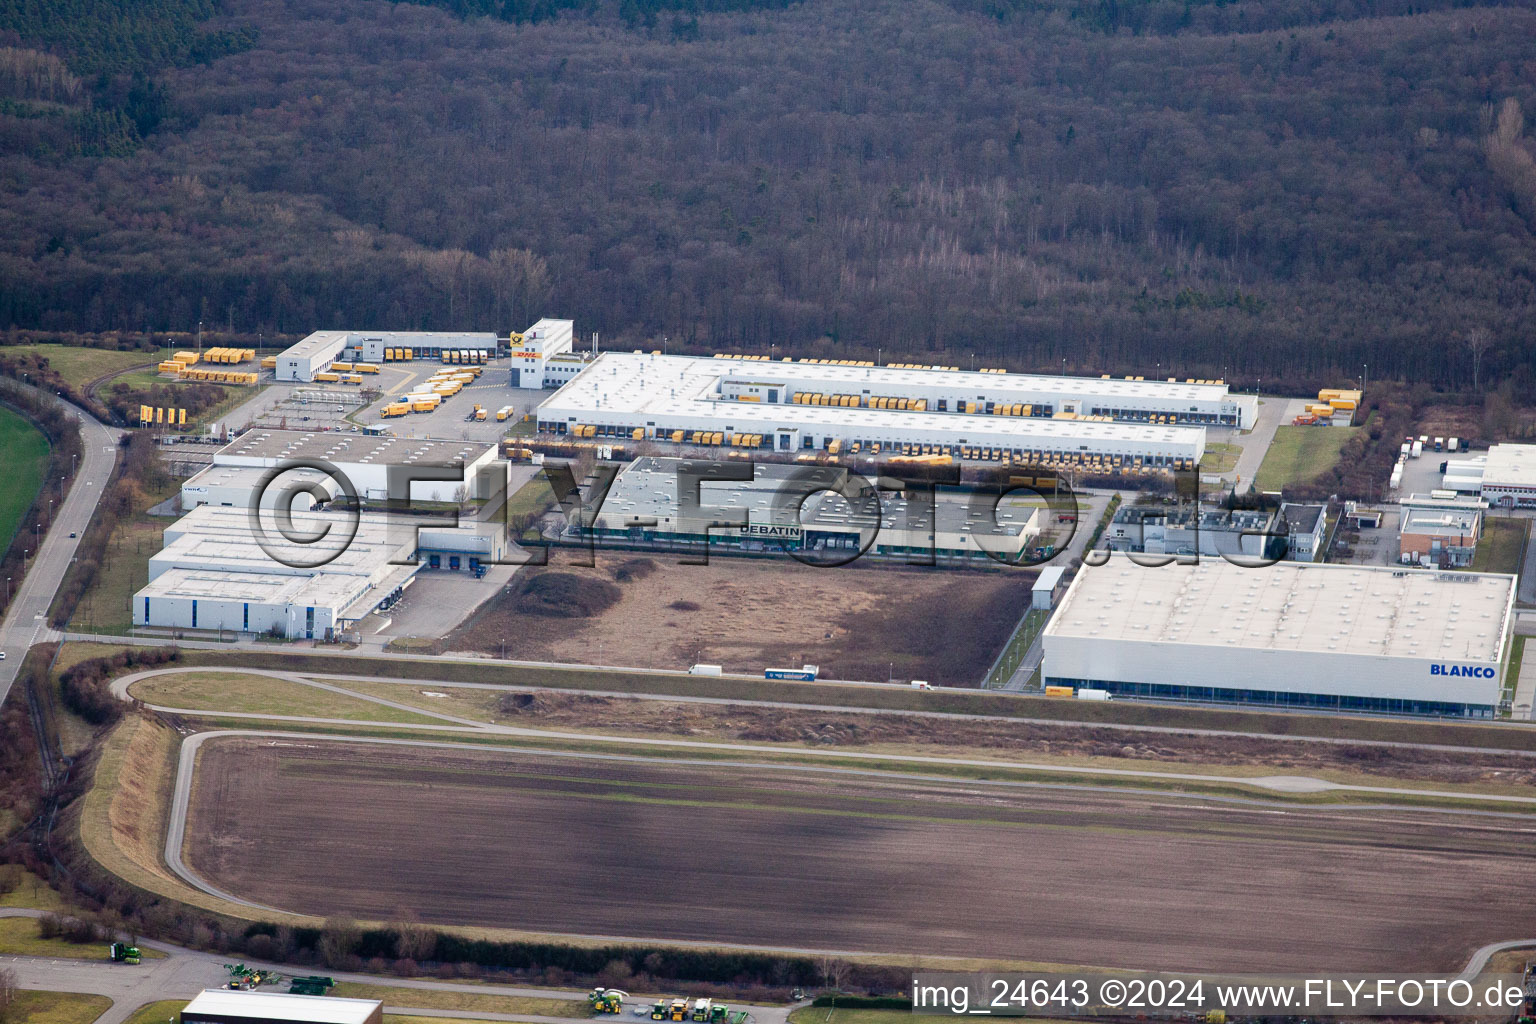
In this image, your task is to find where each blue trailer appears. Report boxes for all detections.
[765,665,819,681]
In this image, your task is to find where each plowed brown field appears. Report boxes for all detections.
[184,736,1536,973]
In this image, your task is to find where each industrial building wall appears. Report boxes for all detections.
[357,332,497,362]
[276,334,348,382]
[137,594,289,635]
[1041,633,1503,709]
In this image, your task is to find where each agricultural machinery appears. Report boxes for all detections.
[590,988,629,1014]
[107,942,141,965]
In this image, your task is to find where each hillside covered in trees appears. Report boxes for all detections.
[0,0,1534,393]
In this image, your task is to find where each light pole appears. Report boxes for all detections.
[501,637,506,660]
[4,577,9,603]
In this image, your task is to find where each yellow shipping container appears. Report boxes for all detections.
[314,372,340,383]
[261,356,277,369]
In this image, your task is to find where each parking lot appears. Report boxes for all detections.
[349,358,543,443]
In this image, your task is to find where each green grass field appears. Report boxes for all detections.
[1254,425,1359,492]
[0,916,164,959]
[128,671,441,724]
[1473,516,1528,575]
[120,1001,186,1024]
[328,983,588,1018]
[25,343,154,389]
[0,404,49,554]
[505,472,558,518]
[4,990,114,1024]
[67,515,164,633]
[1198,441,1241,474]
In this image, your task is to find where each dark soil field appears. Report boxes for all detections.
[446,555,1031,685]
[185,737,1536,973]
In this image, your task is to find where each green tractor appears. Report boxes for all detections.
[589,988,628,1014]
[222,963,277,990]
[709,1006,730,1024]
[107,942,141,965]
[651,1001,669,1020]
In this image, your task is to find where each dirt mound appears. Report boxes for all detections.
[514,573,622,618]
[611,557,658,582]
[496,691,616,716]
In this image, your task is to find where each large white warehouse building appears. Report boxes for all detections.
[275,330,499,381]
[1043,556,1516,716]
[536,353,1234,466]
[133,504,506,639]
[200,430,501,502]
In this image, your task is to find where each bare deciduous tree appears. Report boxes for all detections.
[1464,327,1492,393]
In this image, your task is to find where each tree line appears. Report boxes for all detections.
[0,0,1533,394]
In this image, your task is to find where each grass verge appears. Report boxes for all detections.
[127,671,442,724]
[330,983,588,1018]
[0,869,73,912]
[121,1002,187,1024]
[161,647,1536,753]
[1473,516,1527,575]
[4,990,113,1024]
[25,343,153,390]
[0,916,164,959]
[0,403,49,553]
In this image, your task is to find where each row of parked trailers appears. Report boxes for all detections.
[380,367,483,416]
[165,367,260,385]
[171,347,254,366]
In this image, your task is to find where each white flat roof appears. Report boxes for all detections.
[542,354,1205,446]
[281,330,350,360]
[1046,556,1514,662]
[1481,444,1536,488]
[184,988,379,1024]
[714,358,1232,401]
[140,505,480,611]
[216,429,493,467]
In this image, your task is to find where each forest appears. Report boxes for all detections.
[0,0,1534,393]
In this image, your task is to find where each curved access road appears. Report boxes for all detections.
[0,389,121,707]
[91,651,1536,761]
[117,666,1536,806]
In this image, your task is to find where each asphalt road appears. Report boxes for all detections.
[0,389,121,707]
[107,659,1536,760]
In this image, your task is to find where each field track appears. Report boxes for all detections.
[183,735,1536,973]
